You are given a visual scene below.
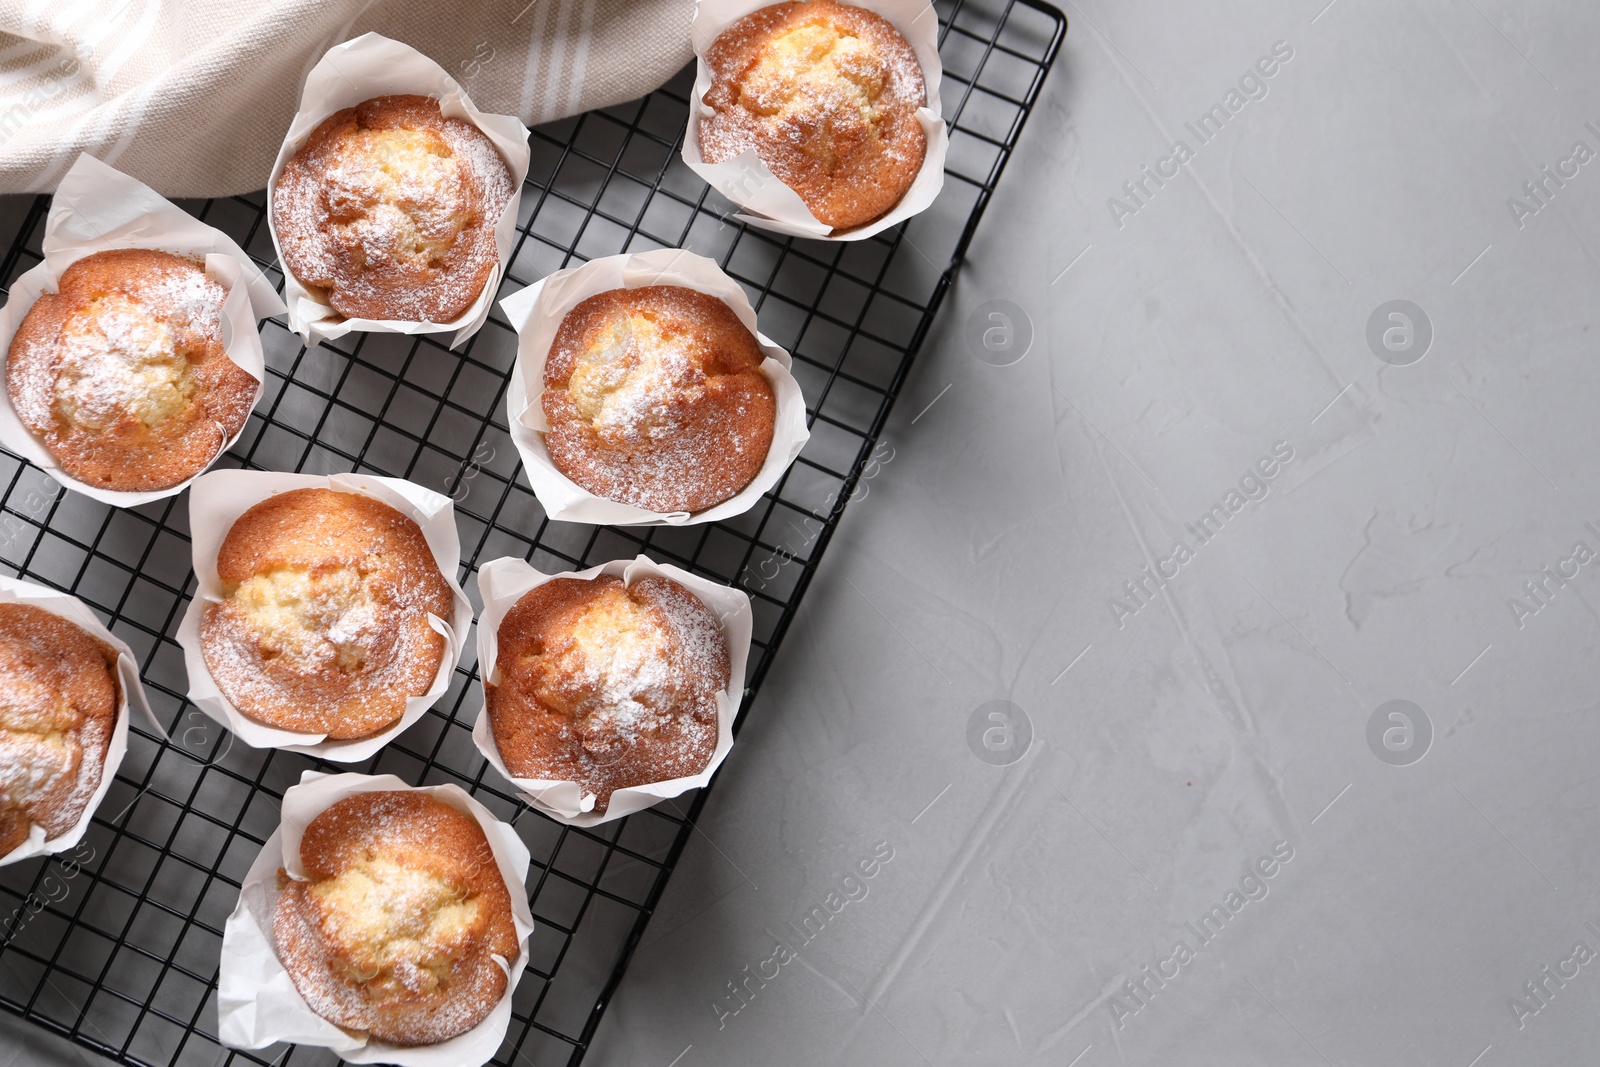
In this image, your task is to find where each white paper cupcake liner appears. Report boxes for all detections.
[175,470,472,762]
[217,771,535,1066]
[498,247,810,526]
[0,575,160,868]
[266,33,532,349]
[473,554,752,827]
[682,0,948,241]
[0,154,287,507]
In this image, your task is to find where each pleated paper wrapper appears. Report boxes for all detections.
[0,154,285,506]
[266,33,532,348]
[472,554,752,827]
[175,470,472,762]
[218,771,535,1066]
[681,0,947,241]
[498,247,809,526]
[0,575,160,867]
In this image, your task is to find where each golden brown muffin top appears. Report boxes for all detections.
[488,574,730,814]
[6,248,255,492]
[0,602,118,856]
[199,488,454,740]
[272,94,513,323]
[541,285,777,514]
[273,791,520,1045]
[700,0,928,231]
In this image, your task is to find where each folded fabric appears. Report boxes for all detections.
[0,0,694,196]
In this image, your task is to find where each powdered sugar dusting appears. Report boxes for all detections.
[446,116,514,227]
[565,310,699,436]
[566,601,673,742]
[54,296,189,430]
[203,566,406,706]
[11,264,222,431]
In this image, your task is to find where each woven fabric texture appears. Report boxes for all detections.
[0,0,694,196]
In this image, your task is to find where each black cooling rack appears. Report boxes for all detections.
[0,2,1063,1063]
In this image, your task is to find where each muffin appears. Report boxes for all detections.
[699,0,929,231]
[273,791,519,1045]
[272,94,513,324]
[486,574,730,814]
[0,603,118,855]
[541,285,777,514]
[6,249,256,492]
[199,488,454,740]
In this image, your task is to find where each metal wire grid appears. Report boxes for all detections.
[0,1,1063,1064]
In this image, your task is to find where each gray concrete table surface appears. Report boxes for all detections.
[8,0,1600,1064]
[587,1,1600,1065]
